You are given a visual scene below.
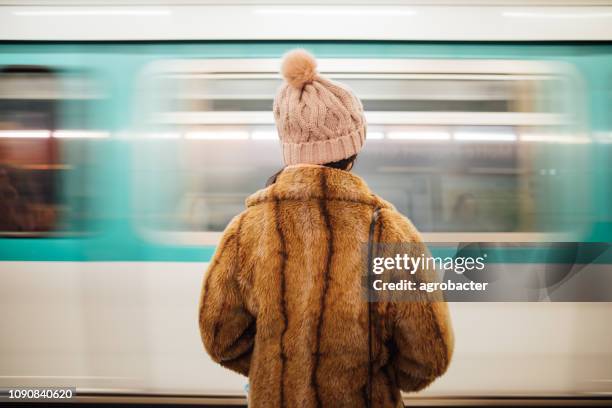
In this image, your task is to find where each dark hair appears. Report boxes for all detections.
[265,154,358,187]
[323,154,357,171]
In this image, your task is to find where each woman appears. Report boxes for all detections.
[199,49,453,408]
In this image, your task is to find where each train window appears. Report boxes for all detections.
[157,74,568,114]
[137,59,587,242]
[0,66,103,235]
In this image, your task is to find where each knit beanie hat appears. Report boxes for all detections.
[273,49,367,165]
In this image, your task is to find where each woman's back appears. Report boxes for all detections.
[198,49,453,408]
[200,165,453,407]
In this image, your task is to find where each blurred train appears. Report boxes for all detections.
[1,1,612,405]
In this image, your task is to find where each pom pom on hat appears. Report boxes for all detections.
[281,49,318,89]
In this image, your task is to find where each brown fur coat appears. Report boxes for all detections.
[199,165,453,407]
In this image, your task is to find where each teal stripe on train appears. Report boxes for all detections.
[0,41,611,262]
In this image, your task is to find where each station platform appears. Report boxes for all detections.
[2,394,612,407]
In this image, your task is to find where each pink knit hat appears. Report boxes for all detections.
[273,49,366,165]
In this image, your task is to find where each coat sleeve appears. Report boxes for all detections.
[198,213,255,377]
[376,208,454,392]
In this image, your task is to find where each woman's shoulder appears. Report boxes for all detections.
[375,206,424,243]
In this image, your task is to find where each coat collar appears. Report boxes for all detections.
[246,164,393,209]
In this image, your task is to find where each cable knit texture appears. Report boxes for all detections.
[274,49,367,165]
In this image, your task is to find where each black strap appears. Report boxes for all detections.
[366,208,382,408]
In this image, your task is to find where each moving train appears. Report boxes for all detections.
[1,1,611,404]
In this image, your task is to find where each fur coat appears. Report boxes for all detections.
[199,164,453,408]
